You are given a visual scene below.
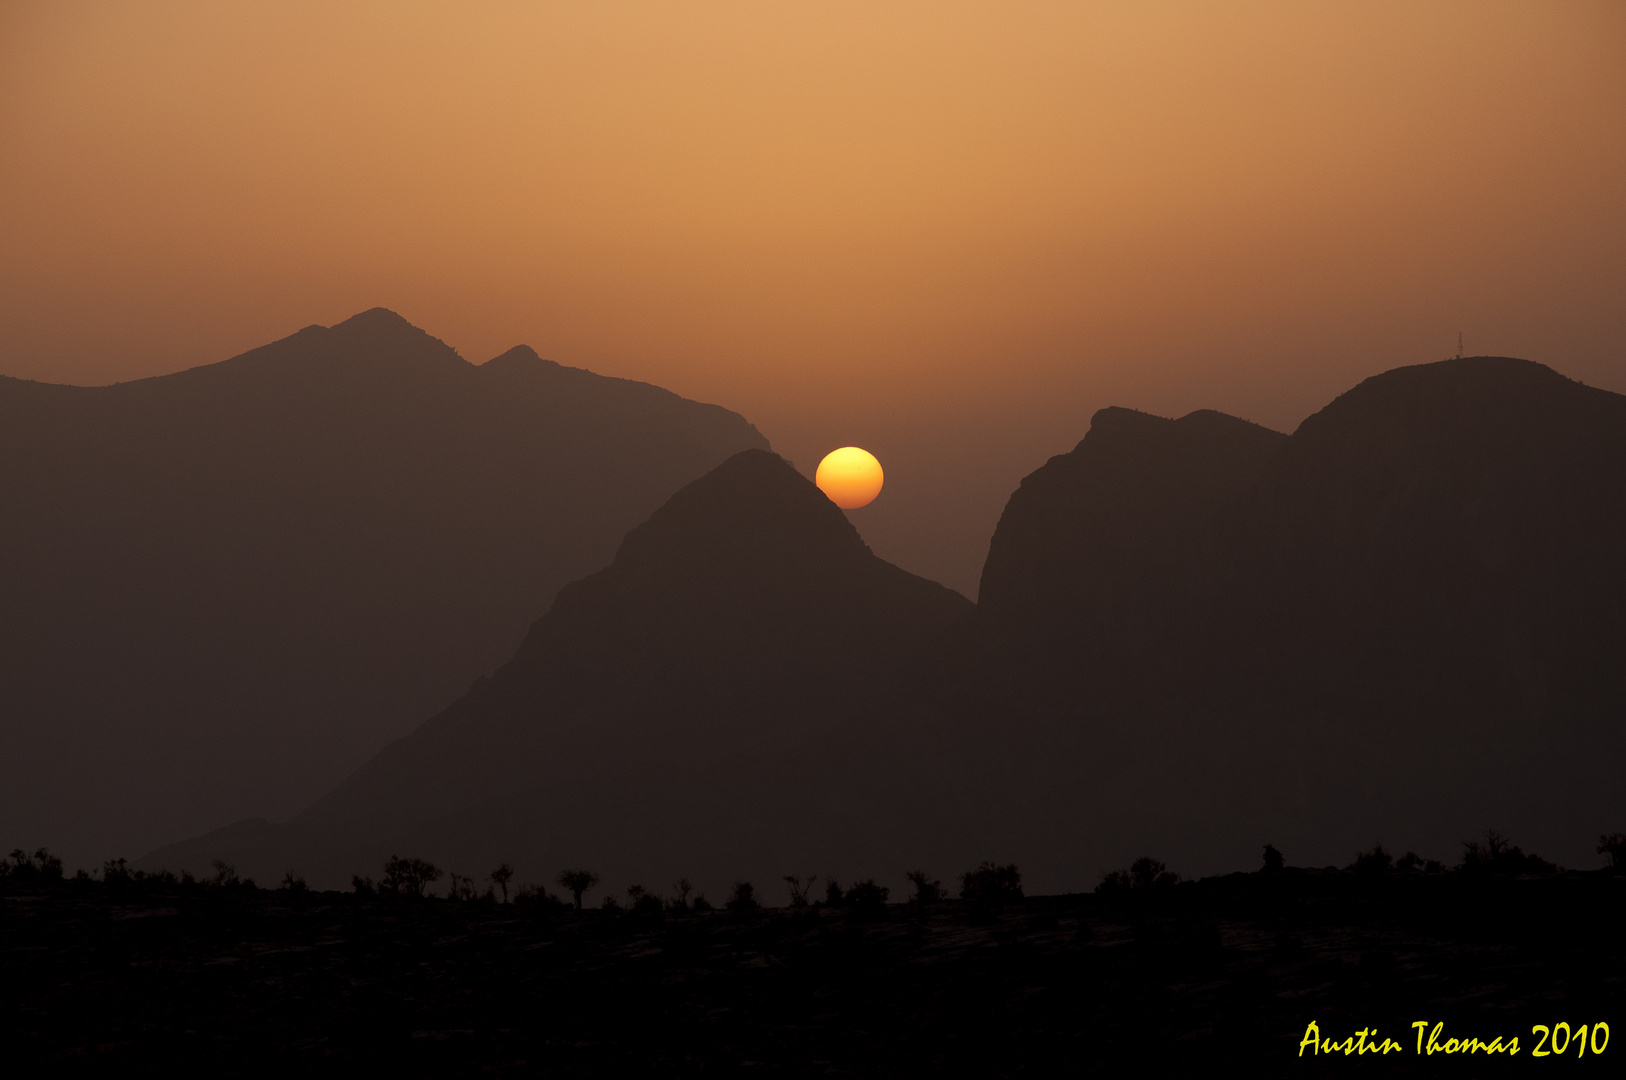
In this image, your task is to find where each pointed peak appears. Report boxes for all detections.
[694,447,807,487]
[1174,408,1287,444]
[480,344,558,372]
[615,449,867,568]
[332,307,417,333]
[326,308,451,351]
[313,308,468,370]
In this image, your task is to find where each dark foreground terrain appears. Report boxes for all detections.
[5,865,1623,1076]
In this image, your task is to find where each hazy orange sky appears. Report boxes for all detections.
[4,1,1623,594]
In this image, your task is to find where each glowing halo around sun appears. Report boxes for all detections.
[815,447,884,509]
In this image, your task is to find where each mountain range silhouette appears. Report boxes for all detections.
[138,354,1626,891]
[9,313,1621,891]
[0,309,767,864]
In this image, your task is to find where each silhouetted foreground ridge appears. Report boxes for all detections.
[7,845,1623,1075]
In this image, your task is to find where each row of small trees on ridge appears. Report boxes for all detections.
[6,832,1624,899]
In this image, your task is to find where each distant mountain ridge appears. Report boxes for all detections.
[131,353,1626,892]
[0,309,769,865]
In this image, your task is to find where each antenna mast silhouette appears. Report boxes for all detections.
[1456,331,1463,360]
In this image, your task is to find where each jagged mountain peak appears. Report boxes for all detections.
[611,449,867,571]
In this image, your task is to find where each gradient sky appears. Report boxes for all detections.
[4,1,1623,595]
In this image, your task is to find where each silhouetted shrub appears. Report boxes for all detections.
[1598,833,1626,870]
[822,878,845,907]
[4,848,65,884]
[488,863,514,903]
[844,879,890,920]
[447,873,478,901]
[669,878,694,911]
[1351,845,1393,874]
[1095,857,1179,895]
[1134,857,1178,888]
[211,860,240,887]
[600,894,623,914]
[352,874,376,895]
[558,869,599,910]
[513,883,566,913]
[691,894,714,912]
[1458,830,1557,876]
[961,862,1023,904]
[783,874,817,908]
[726,881,760,914]
[1261,844,1284,872]
[620,884,663,916]
[280,870,308,892]
[906,870,944,905]
[43,848,66,879]
[102,858,133,886]
[381,855,442,897]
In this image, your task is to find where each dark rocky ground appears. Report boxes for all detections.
[4,865,1623,1076]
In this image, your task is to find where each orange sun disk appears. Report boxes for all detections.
[815,447,884,509]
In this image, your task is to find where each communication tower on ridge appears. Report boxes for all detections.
[1456,331,1463,360]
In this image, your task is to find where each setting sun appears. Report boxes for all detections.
[815,447,884,509]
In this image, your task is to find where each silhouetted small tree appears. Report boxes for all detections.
[727,881,759,914]
[1351,845,1393,874]
[1459,829,1556,876]
[626,884,662,916]
[351,874,376,895]
[961,862,1023,904]
[381,855,442,897]
[844,879,891,920]
[448,873,478,901]
[1096,857,1178,895]
[210,859,239,887]
[490,863,514,903]
[906,870,944,905]
[670,877,694,910]
[823,878,845,907]
[4,848,64,884]
[1131,857,1177,889]
[783,874,817,908]
[1598,833,1626,870]
[691,893,713,912]
[280,870,307,892]
[513,882,565,912]
[1261,844,1284,872]
[558,869,598,910]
